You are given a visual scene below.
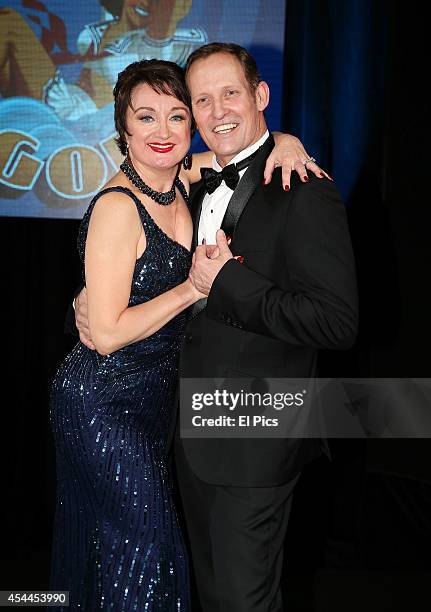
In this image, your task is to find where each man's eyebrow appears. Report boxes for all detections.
[192,93,209,100]
[192,85,240,97]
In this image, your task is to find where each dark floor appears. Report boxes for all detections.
[2,450,431,610]
[2,555,430,612]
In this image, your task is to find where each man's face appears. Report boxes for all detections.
[187,52,269,167]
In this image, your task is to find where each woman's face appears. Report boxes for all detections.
[125,83,191,172]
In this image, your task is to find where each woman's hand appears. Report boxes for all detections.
[265,133,332,190]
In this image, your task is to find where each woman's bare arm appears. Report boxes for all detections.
[180,134,330,189]
[85,191,201,355]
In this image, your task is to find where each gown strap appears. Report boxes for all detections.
[77,186,158,263]
[174,177,190,208]
[90,186,160,234]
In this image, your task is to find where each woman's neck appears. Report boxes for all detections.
[128,156,178,193]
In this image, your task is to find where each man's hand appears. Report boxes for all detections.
[75,288,96,350]
[265,133,332,190]
[189,230,235,296]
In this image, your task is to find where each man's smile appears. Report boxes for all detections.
[213,123,239,134]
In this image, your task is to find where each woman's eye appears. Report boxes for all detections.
[138,115,154,122]
[171,114,186,122]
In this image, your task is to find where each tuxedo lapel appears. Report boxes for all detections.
[189,181,207,319]
[221,134,275,238]
[190,182,206,250]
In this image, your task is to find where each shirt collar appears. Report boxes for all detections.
[212,130,270,171]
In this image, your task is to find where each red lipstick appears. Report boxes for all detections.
[148,142,175,153]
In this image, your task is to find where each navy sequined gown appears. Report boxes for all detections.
[50,186,191,610]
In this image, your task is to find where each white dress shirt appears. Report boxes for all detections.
[197,130,270,245]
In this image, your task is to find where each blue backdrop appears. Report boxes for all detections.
[0,0,285,218]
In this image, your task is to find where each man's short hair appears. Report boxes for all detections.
[185,42,261,94]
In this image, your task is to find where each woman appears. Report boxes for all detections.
[50,59,198,611]
[50,58,323,610]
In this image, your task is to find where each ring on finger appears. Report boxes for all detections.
[303,156,316,166]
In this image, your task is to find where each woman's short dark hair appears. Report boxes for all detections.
[113,59,194,156]
[185,42,261,94]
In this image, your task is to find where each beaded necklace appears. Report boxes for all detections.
[120,157,178,206]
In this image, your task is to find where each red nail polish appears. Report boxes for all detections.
[237,256,244,264]
[226,236,232,242]
[303,176,309,182]
[319,172,325,178]
[284,185,290,192]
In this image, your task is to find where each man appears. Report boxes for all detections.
[75,43,357,610]
[174,43,358,611]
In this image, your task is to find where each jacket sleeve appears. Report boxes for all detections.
[206,179,358,349]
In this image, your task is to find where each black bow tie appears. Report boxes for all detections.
[200,148,259,195]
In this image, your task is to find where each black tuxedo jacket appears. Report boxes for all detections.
[178,136,358,487]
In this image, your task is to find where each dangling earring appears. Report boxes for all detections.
[182,153,192,171]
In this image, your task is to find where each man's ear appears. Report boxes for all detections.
[255,81,270,111]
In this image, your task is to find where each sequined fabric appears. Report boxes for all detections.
[50,187,191,610]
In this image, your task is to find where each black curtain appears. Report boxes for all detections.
[1,1,430,608]
[281,2,431,609]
